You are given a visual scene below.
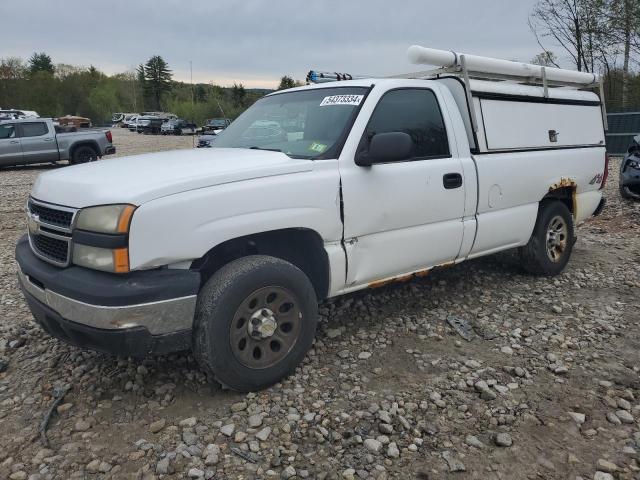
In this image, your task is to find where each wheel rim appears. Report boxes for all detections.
[229,286,302,369]
[77,149,95,163]
[546,215,568,263]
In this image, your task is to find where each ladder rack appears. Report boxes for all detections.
[306,45,608,131]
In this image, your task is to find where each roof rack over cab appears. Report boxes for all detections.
[306,45,607,131]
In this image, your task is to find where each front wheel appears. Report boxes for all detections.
[193,255,318,392]
[519,200,575,276]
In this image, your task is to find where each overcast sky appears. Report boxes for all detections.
[2,0,543,88]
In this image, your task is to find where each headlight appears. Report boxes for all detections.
[628,160,640,169]
[75,204,135,234]
[73,204,135,273]
[73,244,129,273]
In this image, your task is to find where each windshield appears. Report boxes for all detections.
[212,86,369,159]
[207,119,227,127]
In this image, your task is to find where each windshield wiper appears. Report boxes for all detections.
[249,146,282,152]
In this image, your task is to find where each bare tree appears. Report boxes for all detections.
[607,0,640,106]
[531,51,560,67]
[529,0,608,72]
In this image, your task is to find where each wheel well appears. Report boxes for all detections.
[192,228,330,300]
[543,186,576,217]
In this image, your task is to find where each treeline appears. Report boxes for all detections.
[0,53,272,125]
[530,0,640,111]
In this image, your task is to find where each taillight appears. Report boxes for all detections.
[105,130,113,143]
[600,153,609,190]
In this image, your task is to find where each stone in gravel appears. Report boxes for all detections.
[358,351,372,359]
[551,305,562,314]
[86,459,101,473]
[387,442,400,458]
[180,417,197,427]
[220,424,235,437]
[326,328,342,339]
[256,426,272,441]
[378,411,392,424]
[617,398,631,410]
[501,346,514,355]
[342,468,356,479]
[442,451,466,472]
[568,412,586,424]
[281,465,296,479]
[248,414,263,428]
[465,435,485,449]
[0,357,8,373]
[150,418,166,433]
[495,433,512,447]
[183,431,198,446]
[593,473,614,480]
[379,423,393,434]
[364,438,382,453]
[615,410,634,424]
[98,462,112,473]
[74,419,91,432]
[56,402,73,414]
[596,459,618,473]
[231,401,247,412]
[188,467,204,478]
[606,412,622,425]
[9,473,26,480]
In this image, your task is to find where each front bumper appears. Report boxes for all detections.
[621,164,640,187]
[15,236,200,357]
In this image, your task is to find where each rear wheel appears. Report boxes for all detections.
[71,145,98,164]
[519,201,574,276]
[193,255,318,392]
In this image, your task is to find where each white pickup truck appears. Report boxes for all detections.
[16,46,608,391]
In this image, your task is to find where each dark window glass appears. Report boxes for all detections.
[0,124,16,139]
[364,89,449,160]
[21,122,48,137]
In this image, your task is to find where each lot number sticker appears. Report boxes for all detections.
[320,95,364,107]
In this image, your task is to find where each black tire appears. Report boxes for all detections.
[71,145,98,164]
[620,184,632,199]
[519,200,575,276]
[193,255,318,392]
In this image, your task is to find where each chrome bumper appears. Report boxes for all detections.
[18,268,196,335]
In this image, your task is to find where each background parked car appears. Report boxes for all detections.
[202,118,231,134]
[196,133,218,147]
[161,119,197,135]
[620,134,640,199]
[56,115,92,129]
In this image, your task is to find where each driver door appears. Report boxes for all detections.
[340,87,466,287]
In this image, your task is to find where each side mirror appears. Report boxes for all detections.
[355,132,414,166]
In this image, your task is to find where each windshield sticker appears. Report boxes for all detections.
[309,142,328,153]
[319,94,364,107]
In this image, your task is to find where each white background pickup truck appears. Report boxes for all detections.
[16,47,607,391]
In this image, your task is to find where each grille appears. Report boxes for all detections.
[28,201,73,229]
[31,234,69,264]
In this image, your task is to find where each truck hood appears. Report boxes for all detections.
[31,148,314,208]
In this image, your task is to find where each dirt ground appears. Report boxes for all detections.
[0,128,639,480]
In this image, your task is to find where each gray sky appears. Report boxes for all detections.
[2,0,542,88]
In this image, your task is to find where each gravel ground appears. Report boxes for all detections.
[0,129,639,480]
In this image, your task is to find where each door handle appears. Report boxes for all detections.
[10,140,19,144]
[443,173,463,189]
[43,138,54,142]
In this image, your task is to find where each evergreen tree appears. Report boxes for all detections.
[143,56,172,110]
[278,75,297,90]
[28,52,54,74]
